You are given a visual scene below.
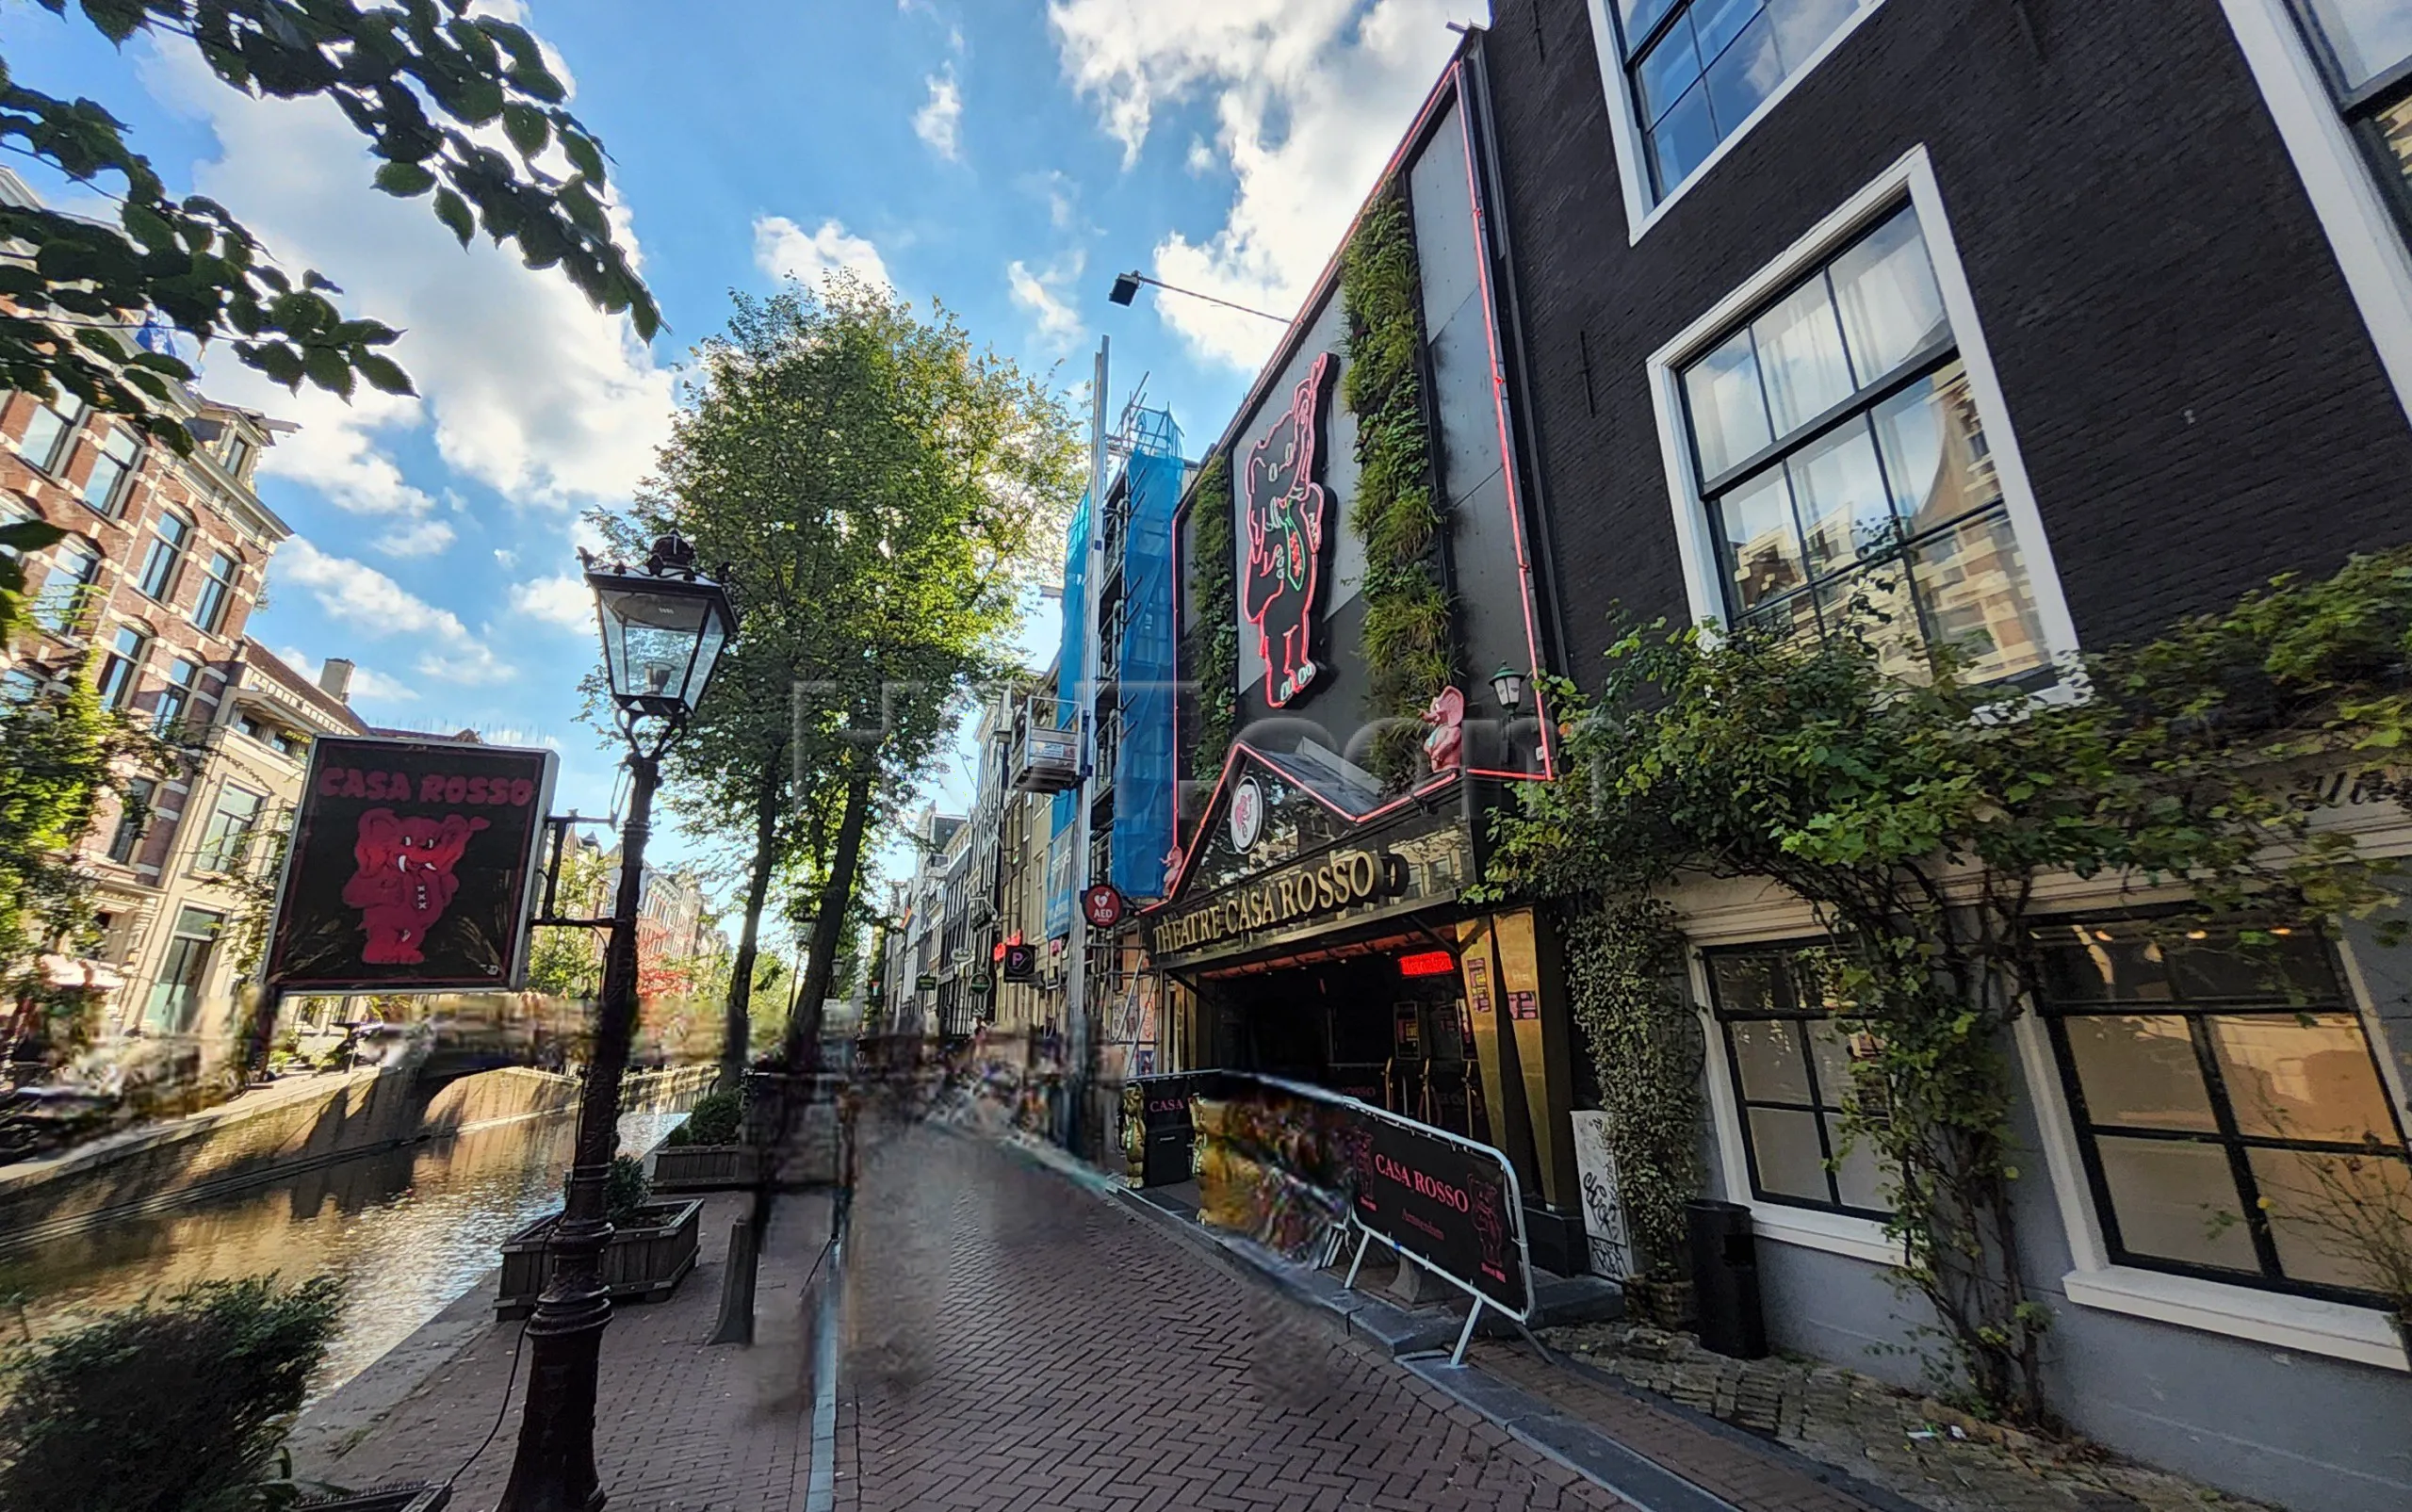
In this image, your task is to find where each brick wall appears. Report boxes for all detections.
[1483,0,2412,672]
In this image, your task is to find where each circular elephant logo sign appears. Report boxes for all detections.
[1229,776,1263,854]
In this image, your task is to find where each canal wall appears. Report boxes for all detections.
[0,1063,716,1253]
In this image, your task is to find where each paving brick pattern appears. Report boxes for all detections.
[1470,1341,1882,1512]
[302,1189,834,1511]
[1532,1325,2266,1512]
[835,1120,1631,1512]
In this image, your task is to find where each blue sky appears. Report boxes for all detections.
[5,0,1481,904]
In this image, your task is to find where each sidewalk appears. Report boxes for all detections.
[1001,1125,2267,1512]
[291,1187,836,1509]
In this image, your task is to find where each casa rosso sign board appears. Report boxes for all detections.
[264,735,557,992]
[1148,846,1397,957]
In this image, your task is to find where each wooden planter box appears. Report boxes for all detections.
[650,1143,757,1191]
[495,1198,702,1319]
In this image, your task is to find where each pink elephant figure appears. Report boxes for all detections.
[1242,351,1337,707]
[341,808,490,965]
[1422,686,1466,773]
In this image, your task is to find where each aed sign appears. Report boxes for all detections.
[264,735,556,992]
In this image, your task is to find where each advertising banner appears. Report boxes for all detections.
[1337,1101,1532,1317]
[263,735,557,991]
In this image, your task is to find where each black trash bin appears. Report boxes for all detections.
[1687,1198,1768,1359]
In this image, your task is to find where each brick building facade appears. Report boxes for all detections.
[1460,3,2412,1506]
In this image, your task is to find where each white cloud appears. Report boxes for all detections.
[271,645,419,704]
[150,41,674,515]
[509,572,596,633]
[493,547,518,569]
[1047,0,1467,367]
[914,67,964,160]
[753,215,893,292]
[1008,253,1086,354]
[275,538,516,686]
[374,517,457,558]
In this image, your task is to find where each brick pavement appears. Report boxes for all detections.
[1466,1341,1883,1512]
[299,1188,834,1510]
[834,1118,1630,1512]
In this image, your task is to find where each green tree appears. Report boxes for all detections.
[524,838,610,1000]
[3,0,656,451]
[0,660,170,1048]
[1482,550,2412,1422]
[610,275,1082,1077]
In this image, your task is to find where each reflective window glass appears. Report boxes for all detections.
[2303,0,2412,88]
[1752,277,1855,437]
[1684,328,1772,477]
[1714,468,1805,610]
[2096,1136,2261,1273]
[1829,209,1948,382]
[2043,921,2412,1305]
[1703,12,1784,133]
[1789,419,1894,577]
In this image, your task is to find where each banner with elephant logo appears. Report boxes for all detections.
[264,735,557,991]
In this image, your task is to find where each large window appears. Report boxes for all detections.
[106,776,156,865]
[1678,204,2050,685]
[81,424,140,516]
[192,548,239,634]
[154,657,201,737]
[137,511,191,603]
[190,784,266,875]
[94,625,148,709]
[143,907,223,1033]
[1706,943,1890,1215]
[2290,2,2412,231]
[2038,919,2412,1307]
[15,396,84,474]
[31,535,101,633]
[1607,0,1867,200]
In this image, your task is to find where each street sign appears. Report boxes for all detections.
[264,735,556,991]
[1002,942,1037,981]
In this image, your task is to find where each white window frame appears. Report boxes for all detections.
[1687,937,1906,1267]
[1583,0,1894,243]
[2221,0,2412,429]
[1644,145,2080,670]
[2013,925,2412,1373]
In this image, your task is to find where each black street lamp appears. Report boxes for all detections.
[497,533,735,1512]
[1105,268,1288,323]
[1489,664,1527,714]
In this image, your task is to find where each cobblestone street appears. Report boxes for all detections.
[835,1119,1630,1512]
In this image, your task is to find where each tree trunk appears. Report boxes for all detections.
[783,763,874,1071]
[719,745,788,1087]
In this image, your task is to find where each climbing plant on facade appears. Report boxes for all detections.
[1188,449,1240,788]
[1484,548,2412,1423]
[1340,188,1450,790]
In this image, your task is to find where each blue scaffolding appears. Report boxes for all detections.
[1111,412,1182,900]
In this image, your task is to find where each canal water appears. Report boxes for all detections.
[1,1104,692,1403]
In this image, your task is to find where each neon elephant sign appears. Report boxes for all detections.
[342,807,489,965]
[1242,350,1338,707]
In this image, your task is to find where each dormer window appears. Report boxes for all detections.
[220,431,255,482]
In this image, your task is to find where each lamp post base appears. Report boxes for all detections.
[495,1281,611,1512]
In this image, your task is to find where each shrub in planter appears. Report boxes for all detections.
[663,1088,743,1148]
[0,1275,341,1512]
[600,1153,651,1222]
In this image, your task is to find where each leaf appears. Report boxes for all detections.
[373,160,437,197]
[502,103,549,157]
[301,344,355,398]
[560,126,605,185]
[355,352,415,397]
[432,186,475,246]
